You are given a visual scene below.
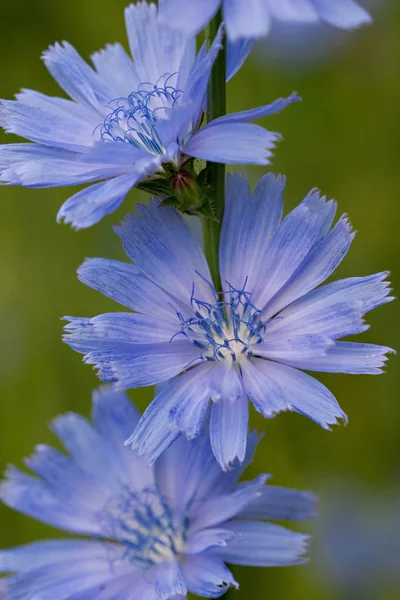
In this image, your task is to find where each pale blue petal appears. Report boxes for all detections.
[255,334,334,362]
[252,189,337,309]
[185,528,234,554]
[184,122,280,165]
[311,0,372,28]
[42,41,113,111]
[91,387,154,488]
[264,0,318,22]
[263,214,354,318]
[226,38,254,81]
[190,475,268,532]
[210,394,249,471]
[91,43,140,97]
[56,173,139,229]
[286,341,394,374]
[181,555,238,598]
[210,92,300,124]
[215,520,309,566]
[272,272,394,330]
[154,560,186,600]
[242,358,346,427]
[0,99,96,153]
[238,486,318,521]
[124,2,193,86]
[158,0,220,37]
[114,202,214,305]
[0,143,78,171]
[0,465,102,535]
[63,315,200,387]
[77,258,180,319]
[220,172,284,292]
[224,0,271,41]
[156,432,260,518]
[126,364,212,463]
[209,361,244,403]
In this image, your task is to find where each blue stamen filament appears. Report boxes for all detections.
[174,281,269,364]
[98,487,185,569]
[99,73,183,155]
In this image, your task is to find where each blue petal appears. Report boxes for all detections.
[77,258,181,319]
[91,387,154,488]
[56,174,139,229]
[224,0,271,41]
[0,143,78,172]
[263,214,354,318]
[154,560,186,600]
[252,189,337,310]
[210,92,300,124]
[1,549,132,600]
[184,122,280,165]
[255,334,334,362]
[189,475,268,532]
[238,485,318,521]
[181,555,238,598]
[264,0,318,22]
[0,98,96,153]
[311,0,372,29]
[242,358,347,428]
[226,38,254,80]
[210,394,249,471]
[154,433,260,515]
[158,0,220,37]
[91,43,140,98]
[124,2,194,86]
[42,41,113,110]
[126,364,212,463]
[286,341,395,374]
[114,202,214,305]
[220,172,283,292]
[185,528,234,554]
[215,520,309,566]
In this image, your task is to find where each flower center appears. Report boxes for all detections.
[175,281,268,363]
[98,487,185,568]
[100,74,183,155]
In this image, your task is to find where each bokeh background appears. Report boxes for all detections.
[0,0,399,598]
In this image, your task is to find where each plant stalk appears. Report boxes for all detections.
[203,10,226,291]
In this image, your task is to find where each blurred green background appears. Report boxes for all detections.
[0,1,399,598]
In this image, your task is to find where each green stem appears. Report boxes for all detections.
[203,10,226,291]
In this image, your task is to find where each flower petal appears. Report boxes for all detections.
[210,394,249,471]
[238,485,318,521]
[286,341,394,374]
[215,520,309,566]
[126,364,212,463]
[220,172,283,292]
[184,122,280,165]
[115,201,214,305]
[181,555,238,598]
[125,2,193,85]
[158,0,220,37]
[224,0,271,41]
[154,559,186,600]
[311,0,372,29]
[242,358,346,428]
[91,43,140,98]
[226,38,254,80]
[56,174,139,229]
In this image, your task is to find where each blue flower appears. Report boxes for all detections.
[0,1,297,229]
[0,387,315,599]
[63,172,394,470]
[159,0,372,41]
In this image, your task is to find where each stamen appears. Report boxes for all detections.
[97,487,185,569]
[174,280,269,363]
[99,73,183,155]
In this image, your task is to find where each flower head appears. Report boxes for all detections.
[0,1,297,229]
[0,387,314,599]
[159,0,372,41]
[64,172,394,470]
